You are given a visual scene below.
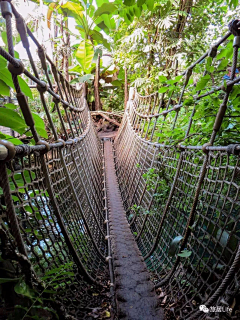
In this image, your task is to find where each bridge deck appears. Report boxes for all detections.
[104,139,164,320]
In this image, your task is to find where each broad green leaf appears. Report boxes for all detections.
[195,74,211,91]
[96,0,108,6]
[216,48,229,60]
[99,14,116,31]
[0,69,13,87]
[0,68,32,99]
[24,205,33,213]
[0,56,7,69]
[32,113,48,139]
[92,48,103,63]
[159,75,167,83]
[78,74,94,83]
[123,0,135,6]
[68,65,83,75]
[0,108,26,134]
[0,132,23,145]
[95,20,109,34]
[137,0,145,6]
[61,2,84,24]
[14,280,34,299]
[217,58,228,71]
[125,10,134,23]
[1,31,7,45]
[111,80,123,86]
[12,195,20,201]
[178,250,192,258]
[90,30,110,50]
[76,40,94,72]
[168,235,183,256]
[158,87,169,93]
[94,3,116,17]
[4,103,17,109]
[174,75,183,82]
[0,79,10,96]
[133,5,142,18]
[18,77,33,99]
[145,0,154,10]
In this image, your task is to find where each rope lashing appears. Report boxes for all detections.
[228,19,240,36]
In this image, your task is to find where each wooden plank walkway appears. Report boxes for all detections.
[104,139,164,320]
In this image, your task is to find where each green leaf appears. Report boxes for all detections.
[195,74,211,90]
[158,87,169,93]
[0,68,32,99]
[137,0,145,6]
[217,58,228,71]
[0,79,10,96]
[0,278,20,284]
[183,97,194,106]
[12,195,20,201]
[0,69,13,87]
[94,3,116,17]
[4,103,17,110]
[178,250,192,258]
[90,30,110,50]
[76,40,94,72]
[61,2,84,24]
[168,235,183,257]
[0,132,23,145]
[1,31,7,45]
[0,56,7,69]
[123,0,135,6]
[216,48,229,60]
[159,75,167,83]
[32,113,48,139]
[174,75,183,82]
[96,0,108,6]
[24,205,33,213]
[100,14,116,31]
[0,108,26,134]
[92,48,102,63]
[133,5,141,18]
[78,74,94,83]
[18,77,33,99]
[145,0,154,10]
[14,280,34,299]
[111,80,123,86]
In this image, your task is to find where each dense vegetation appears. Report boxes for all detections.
[0,0,240,146]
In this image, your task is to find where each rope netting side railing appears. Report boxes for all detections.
[114,21,240,319]
[0,1,112,319]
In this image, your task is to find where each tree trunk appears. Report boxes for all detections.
[94,54,101,111]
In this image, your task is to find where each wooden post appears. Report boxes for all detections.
[124,67,128,109]
[94,54,101,110]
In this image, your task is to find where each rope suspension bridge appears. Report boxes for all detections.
[0,1,239,319]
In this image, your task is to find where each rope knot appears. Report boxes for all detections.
[228,19,240,36]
